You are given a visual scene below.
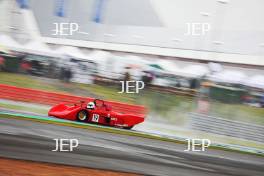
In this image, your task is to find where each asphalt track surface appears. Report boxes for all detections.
[0,112,263,176]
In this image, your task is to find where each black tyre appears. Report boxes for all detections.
[123,126,134,130]
[77,110,88,122]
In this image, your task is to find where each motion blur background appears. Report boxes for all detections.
[0,0,264,149]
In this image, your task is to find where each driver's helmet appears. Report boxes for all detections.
[87,102,95,109]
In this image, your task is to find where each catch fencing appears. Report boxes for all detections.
[188,113,264,143]
[0,84,147,116]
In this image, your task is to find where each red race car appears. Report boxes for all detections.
[48,99,145,129]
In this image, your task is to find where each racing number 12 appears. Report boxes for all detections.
[92,114,100,122]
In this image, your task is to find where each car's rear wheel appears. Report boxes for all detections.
[77,110,88,122]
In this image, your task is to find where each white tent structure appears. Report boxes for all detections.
[88,50,111,59]
[122,55,151,69]
[179,65,209,78]
[86,52,151,80]
[54,47,100,84]
[99,54,149,80]
[208,62,223,73]
[150,60,209,78]
[155,59,177,74]
[122,55,151,80]
[55,46,88,59]
[124,55,150,66]
[86,50,116,78]
[244,75,264,89]
[24,40,59,57]
[150,60,177,87]
[0,34,24,51]
[208,70,248,84]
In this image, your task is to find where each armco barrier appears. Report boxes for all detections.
[189,113,264,143]
[0,84,147,116]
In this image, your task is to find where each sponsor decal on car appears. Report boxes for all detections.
[92,114,100,122]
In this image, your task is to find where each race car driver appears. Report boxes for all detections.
[87,102,95,110]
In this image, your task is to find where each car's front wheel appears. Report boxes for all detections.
[123,125,134,130]
[77,110,88,122]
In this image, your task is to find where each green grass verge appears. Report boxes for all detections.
[0,102,48,115]
[77,83,137,104]
[0,72,64,92]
